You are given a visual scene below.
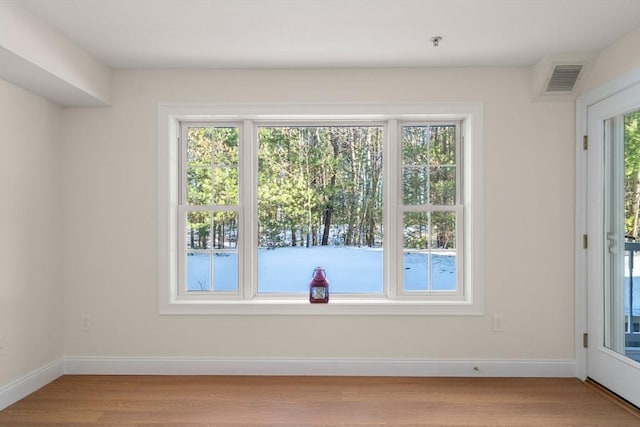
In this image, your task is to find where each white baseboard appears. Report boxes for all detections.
[64,356,576,378]
[0,359,64,411]
[0,356,576,411]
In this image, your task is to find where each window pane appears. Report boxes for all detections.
[213,252,237,292]
[624,110,640,350]
[428,125,456,165]
[430,211,456,290]
[187,128,212,165]
[212,167,238,205]
[403,166,428,205]
[185,211,238,293]
[211,211,238,292]
[402,126,430,165]
[187,167,212,205]
[188,127,239,165]
[187,253,211,291]
[403,212,429,291]
[187,127,239,206]
[212,128,239,205]
[429,166,456,205]
[187,211,211,250]
[403,211,456,292]
[212,127,239,166]
[257,126,383,293]
[186,251,238,293]
[258,247,383,293]
[212,211,238,250]
[431,211,456,250]
[402,125,457,206]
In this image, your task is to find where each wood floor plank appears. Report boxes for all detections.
[0,376,638,426]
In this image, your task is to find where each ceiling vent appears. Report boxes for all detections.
[531,53,595,101]
[545,64,583,93]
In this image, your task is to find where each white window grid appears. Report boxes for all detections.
[157,102,484,316]
[397,122,464,299]
[175,119,464,301]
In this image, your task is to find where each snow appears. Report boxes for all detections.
[187,252,237,291]
[187,246,455,294]
[185,246,640,315]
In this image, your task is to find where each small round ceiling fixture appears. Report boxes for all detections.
[430,36,442,47]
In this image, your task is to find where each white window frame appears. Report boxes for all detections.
[250,119,388,300]
[396,121,464,300]
[177,121,244,298]
[158,103,484,315]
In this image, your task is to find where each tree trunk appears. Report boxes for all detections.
[312,222,318,246]
[321,135,340,245]
[322,207,332,245]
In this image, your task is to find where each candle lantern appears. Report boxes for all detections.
[309,267,329,303]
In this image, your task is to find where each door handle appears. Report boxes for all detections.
[607,232,617,254]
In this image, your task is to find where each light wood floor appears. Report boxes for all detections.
[0,376,639,426]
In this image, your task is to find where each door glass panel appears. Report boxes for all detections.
[623,109,640,362]
[606,108,640,363]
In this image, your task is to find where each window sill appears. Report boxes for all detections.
[159,297,483,316]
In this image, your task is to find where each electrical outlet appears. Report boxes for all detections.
[492,314,505,332]
[81,314,91,331]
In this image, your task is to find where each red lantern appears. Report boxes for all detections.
[309,267,329,303]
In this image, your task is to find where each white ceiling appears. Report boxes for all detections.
[15,0,640,69]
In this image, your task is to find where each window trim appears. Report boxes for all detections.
[158,102,484,315]
[251,120,388,299]
[396,121,463,299]
[178,121,244,298]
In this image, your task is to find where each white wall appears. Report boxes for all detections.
[61,68,575,361]
[0,1,637,392]
[0,79,63,386]
[0,0,112,106]
[582,26,640,94]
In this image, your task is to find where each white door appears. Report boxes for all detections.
[587,82,640,407]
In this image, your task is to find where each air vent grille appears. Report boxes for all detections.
[545,64,583,93]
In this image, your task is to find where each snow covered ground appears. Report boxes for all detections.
[186,247,640,314]
[187,246,456,293]
[185,246,640,317]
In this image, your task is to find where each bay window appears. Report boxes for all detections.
[158,103,483,315]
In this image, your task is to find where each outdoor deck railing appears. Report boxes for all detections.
[625,242,640,350]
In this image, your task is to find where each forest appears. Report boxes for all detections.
[184,124,458,254]
[625,110,640,239]
[186,126,239,252]
[258,126,383,249]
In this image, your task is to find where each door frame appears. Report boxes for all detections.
[576,65,640,379]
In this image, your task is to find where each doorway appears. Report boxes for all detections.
[585,81,640,407]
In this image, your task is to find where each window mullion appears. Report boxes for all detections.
[242,119,255,299]
[427,211,433,292]
[179,125,188,206]
[386,119,399,299]
[176,124,187,295]
[456,121,463,206]
[177,205,187,295]
[209,213,215,292]
[456,203,464,297]
[455,122,464,297]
